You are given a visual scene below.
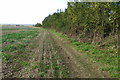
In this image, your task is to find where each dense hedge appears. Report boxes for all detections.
[42,2,120,42]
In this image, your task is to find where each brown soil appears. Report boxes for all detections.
[1,30,25,35]
[0,25,33,35]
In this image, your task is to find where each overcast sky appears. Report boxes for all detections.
[0,0,68,24]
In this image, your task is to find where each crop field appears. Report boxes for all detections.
[0,25,118,78]
[0,26,69,78]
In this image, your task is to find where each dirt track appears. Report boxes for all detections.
[2,28,110,78]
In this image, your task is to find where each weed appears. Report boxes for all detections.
[29,74,33,78]
[19,61,30,67]
[32,65,39,70]
[0,53,11,63]
[2,43,27,53]
[2,30,38,43]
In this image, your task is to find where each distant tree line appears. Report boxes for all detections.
[42,2,120,42]
[35,23,42,27]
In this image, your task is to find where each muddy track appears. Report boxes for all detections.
[2,29,110,78]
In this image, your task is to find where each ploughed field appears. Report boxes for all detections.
[0,25,112,78]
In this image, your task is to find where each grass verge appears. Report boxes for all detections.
[49,29,118,78]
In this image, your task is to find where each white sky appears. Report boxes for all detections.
[0,0,68,24]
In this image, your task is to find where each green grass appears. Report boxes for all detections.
[49,30,68,40]
[0,53,11,63]
[0,27,40,31]
[0,28,20,30]
[49,29,118,78]
[2,28,40,67]
[1,30,38,43]
[2,43,27,52]
[19,61,30,67]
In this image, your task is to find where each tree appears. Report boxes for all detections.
[35,23,42,27]
[42,2,119,42]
